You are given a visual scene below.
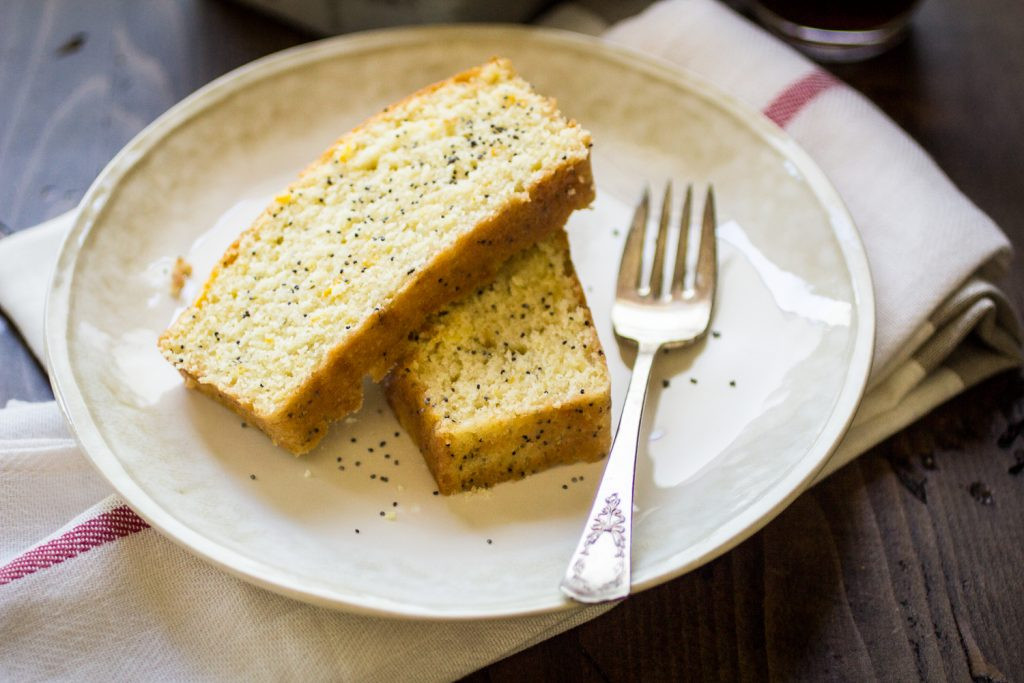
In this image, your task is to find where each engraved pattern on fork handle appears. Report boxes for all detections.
[566,492,628,598]
[560,344,657,603]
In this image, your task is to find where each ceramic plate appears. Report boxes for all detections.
[47,26,873,619]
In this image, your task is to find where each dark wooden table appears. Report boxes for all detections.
[2,1,1022,680]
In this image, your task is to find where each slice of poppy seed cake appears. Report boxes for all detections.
[383,231,611,495]
[158,58,595,454]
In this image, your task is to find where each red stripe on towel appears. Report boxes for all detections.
[763,71,838,127]
[0,505,149,585]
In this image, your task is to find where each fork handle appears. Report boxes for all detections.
[560,342,658,603]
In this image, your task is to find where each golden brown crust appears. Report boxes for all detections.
[304,58,522,176]
[387,383,611,495]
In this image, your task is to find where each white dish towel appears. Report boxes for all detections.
[0,1,1019,680]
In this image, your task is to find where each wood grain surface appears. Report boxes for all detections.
[1,1,1021,680]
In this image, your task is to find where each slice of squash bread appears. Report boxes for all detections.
[158,59,595,454]
[383,231,611,495]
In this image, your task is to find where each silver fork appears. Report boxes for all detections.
[560,183,718,603]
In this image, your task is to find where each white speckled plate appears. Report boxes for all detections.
[47,26,873,619]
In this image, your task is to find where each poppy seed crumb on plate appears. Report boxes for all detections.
[157,58,594,455]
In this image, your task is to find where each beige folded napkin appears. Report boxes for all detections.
[0,1,1019,679]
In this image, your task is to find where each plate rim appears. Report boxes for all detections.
[45,24,875,620]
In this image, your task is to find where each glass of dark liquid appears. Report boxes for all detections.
[749,0,922,62]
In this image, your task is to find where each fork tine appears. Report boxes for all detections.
[671,184,693,295]
[694,186,717,299]
[617,187,649,298]
[648,183,672,298]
